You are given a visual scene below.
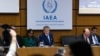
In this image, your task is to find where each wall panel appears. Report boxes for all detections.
[20,10,26,26]
[77,15,100,26]
[73,0,78,10]
[0,14,20,26]
[73,10,77,25]
[20,0,26,9]
[20,27,26,36]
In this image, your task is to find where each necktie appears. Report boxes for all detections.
[47,35,51,44]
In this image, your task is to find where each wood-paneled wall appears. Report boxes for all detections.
[0,0,100,45]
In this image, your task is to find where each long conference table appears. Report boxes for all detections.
[17,46,100,56]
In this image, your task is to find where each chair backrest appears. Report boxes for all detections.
[61,35,77,46]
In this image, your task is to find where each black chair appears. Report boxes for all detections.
[61,35,77,46]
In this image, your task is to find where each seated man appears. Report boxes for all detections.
[90,26,100,45]
[39,26,54,47]
[22,29,37,47]
[76,28,92,44]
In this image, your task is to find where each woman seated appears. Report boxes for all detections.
[22,29,37,47]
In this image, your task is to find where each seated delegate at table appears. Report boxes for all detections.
[39,26,54,47]
[76,28,92,44]
[90,26,100,45]
[22,29,37,47]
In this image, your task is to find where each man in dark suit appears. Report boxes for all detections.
[77,28,93,44]
[90,26,100,45]
[39,26,54,47]
[16,35,23,48]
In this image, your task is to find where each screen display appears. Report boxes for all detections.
[0,0,19,13]
[79,0,100,14]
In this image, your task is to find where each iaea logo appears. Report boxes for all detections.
[42,0,57,13]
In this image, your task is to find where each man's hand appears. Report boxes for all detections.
[9,29,16,37]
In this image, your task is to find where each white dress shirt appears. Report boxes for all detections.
[84,35,90,44]
[92,35,99,44]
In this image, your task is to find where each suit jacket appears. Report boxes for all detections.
[76,34,93,44]
[39,33,54,46]
[0,38,4,46]
[90,34,100,44]
[95,35,100,43]
[16,35,23,47]
[2,30,11,46]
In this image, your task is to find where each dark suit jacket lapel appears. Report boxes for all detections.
[81,34,86,41]
[89,35,93,44]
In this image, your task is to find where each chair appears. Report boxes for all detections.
[61,35,77,46]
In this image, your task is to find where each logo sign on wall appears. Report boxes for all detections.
[27,0,72,30]
[42,0,57,13]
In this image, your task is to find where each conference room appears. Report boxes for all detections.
[0,0,100,56]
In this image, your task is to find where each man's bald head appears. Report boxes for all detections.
[83,28,90,37]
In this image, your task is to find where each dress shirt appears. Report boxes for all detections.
[92,35,99,44]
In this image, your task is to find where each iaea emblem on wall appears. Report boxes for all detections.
[42,0,57,13]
